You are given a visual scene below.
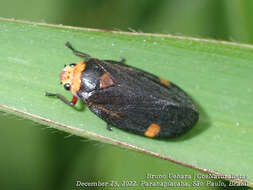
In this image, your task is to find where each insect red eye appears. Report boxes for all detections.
[64,83,71,91]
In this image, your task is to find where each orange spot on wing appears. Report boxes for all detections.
[100,72,115,89]
[145,123,161,138]
[159,78,171,87]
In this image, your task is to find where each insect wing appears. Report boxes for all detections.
[85,60,198,138]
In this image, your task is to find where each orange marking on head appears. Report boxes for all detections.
[159,78,171,87]
[60,61,86,95]
[145,123,161,138]
[100,72,115,89]
[71,61,86,94]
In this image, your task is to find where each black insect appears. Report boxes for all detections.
[46,42,199,138]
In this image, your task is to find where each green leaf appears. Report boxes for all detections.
[0,17,252,187]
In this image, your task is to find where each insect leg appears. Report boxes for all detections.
[119,57,126,64]
[106,123,112,131]
[45,92,78,107]
[65,42,91,58]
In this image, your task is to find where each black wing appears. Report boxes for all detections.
[83,59,199,138]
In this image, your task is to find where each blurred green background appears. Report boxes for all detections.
[0,0,252,189]
[2,0,253,44]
